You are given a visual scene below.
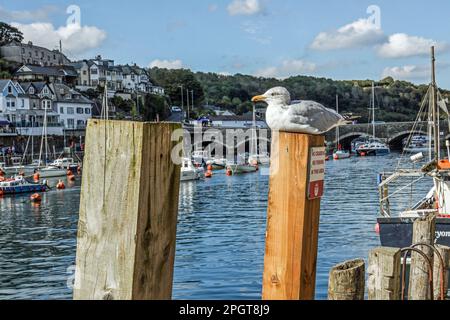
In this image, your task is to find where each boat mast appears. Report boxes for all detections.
[431,46,440,161]
[336,95,340,149]
[372,81,376,138]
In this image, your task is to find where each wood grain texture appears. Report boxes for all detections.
[73,120,181,300]
[328,259,365,300]
[433,245,450,300]
[262,132,324,300]
[368,247,401,300]
[409,215,435,300]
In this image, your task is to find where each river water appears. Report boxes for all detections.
[0,154,432,300]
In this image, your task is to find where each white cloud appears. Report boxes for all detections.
[381,65,430,81]
[149,59,184,70]
[310,18,385,51]
[255,59,317,78]
[227,0,262,16]
[12,22,106,57]
[377,33,448,58]
[0,5,58,22]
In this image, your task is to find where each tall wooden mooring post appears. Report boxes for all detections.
[262,132,325,300]
[73,120,182,300]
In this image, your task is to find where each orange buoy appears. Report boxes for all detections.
[360,152,366,157]
[226,169,233,176]
[30,193,42,203]
[33,172,40,182]
[67,169,73,176]
[77,165,82,174]
[68,174,76,181]
[56,180,66,190]
[205,170,213,178]
[207,164,213,171]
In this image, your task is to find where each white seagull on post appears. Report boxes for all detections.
[252,87,346,135]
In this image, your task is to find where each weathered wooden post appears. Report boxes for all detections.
[368,247,401,300]
[433,244,450,300]
[73,120,182,300]
[328,259,365,300]
[262,132,325,300]
[409,215,436,300]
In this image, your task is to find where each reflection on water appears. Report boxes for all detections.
[0,154,434,300]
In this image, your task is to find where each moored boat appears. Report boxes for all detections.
[226,163,258,174]
[0,175,48,195]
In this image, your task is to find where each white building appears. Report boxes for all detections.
[51,83,93,129]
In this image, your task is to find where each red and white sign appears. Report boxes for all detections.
[308,147,326,200]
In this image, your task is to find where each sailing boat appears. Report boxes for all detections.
[377,46,450,248]
[33,105,67,178]
[248,104,270,166]
[355,82,390,156]
[333,95,351,160]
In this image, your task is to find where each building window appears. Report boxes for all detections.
[22,48,25,54]
[85,108,91,114]
[67,107,74,114]
[67,119,75,128]
[6,101,10,108]
[76,108,84,114]
[21,99,25,108]
[77,120,85,127]
[8,86,12,93]
[91,69,98,75]
[11,101,15,108]
[60,107,64,114]
[42,100,52,110]
[29,87,34,94]
[83,70,87,75]
[35,50,38,57]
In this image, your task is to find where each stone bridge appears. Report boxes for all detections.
[183,121,450,153]
[325,121,450,150]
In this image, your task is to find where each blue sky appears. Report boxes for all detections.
[2,0,450,86]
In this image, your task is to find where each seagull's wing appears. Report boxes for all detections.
[288,101,344,133]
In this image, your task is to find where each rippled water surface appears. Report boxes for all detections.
[0,155,433,300]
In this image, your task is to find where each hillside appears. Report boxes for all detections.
[148,67,450,123]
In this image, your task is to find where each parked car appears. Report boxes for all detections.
[171,106,182,113]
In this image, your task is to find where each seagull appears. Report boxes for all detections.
[252,87,346,135]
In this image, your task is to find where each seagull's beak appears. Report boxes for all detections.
[252,95,266,103]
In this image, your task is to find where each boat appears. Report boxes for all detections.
[0,175,48,195]
[37,166,68,178]
[226,163,258,174]
[50,158,79,171]
[192,150,211,167]
[248,104,271,166]
[333,95,351,160]
[181,158,202,181]
[377,47,450,248]
[355,83,390,156]
[403,135,431,154]
[206,158,227,170]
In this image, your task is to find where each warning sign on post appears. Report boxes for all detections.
[308,147,326,200]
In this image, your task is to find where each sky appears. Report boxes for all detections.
[2,0,450,87]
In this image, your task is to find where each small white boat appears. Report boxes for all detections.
[226,163,258,174]
[50,158,79,170]
[333,150,351,160]
[37,166,68,178]
[192,150,211,166]
[248,153,270,166]
[181,158,202,181]
[206,158,227,170]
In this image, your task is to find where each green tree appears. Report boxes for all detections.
[0,22,23,46]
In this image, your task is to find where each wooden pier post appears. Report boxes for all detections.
[73,120,182,300]
[368,247,401,300]
[433,245,450,300]
[262,132,325,300]
[328,259,365,300]
[409,215,436,300]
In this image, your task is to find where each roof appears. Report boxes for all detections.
[50,83,93,105]
[0,80,12,92]
[15,65,78,78]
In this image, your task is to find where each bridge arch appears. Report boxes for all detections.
[330,132,369,149]
[388,130,428,150]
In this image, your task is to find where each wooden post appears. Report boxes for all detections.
[73,120,182,300]
[262,132,325,300]
[368,247,401,300]
[409,215,436,300]
[328,259,365,300]
[433,245,450,300]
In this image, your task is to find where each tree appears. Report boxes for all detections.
[0,22,23,46]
